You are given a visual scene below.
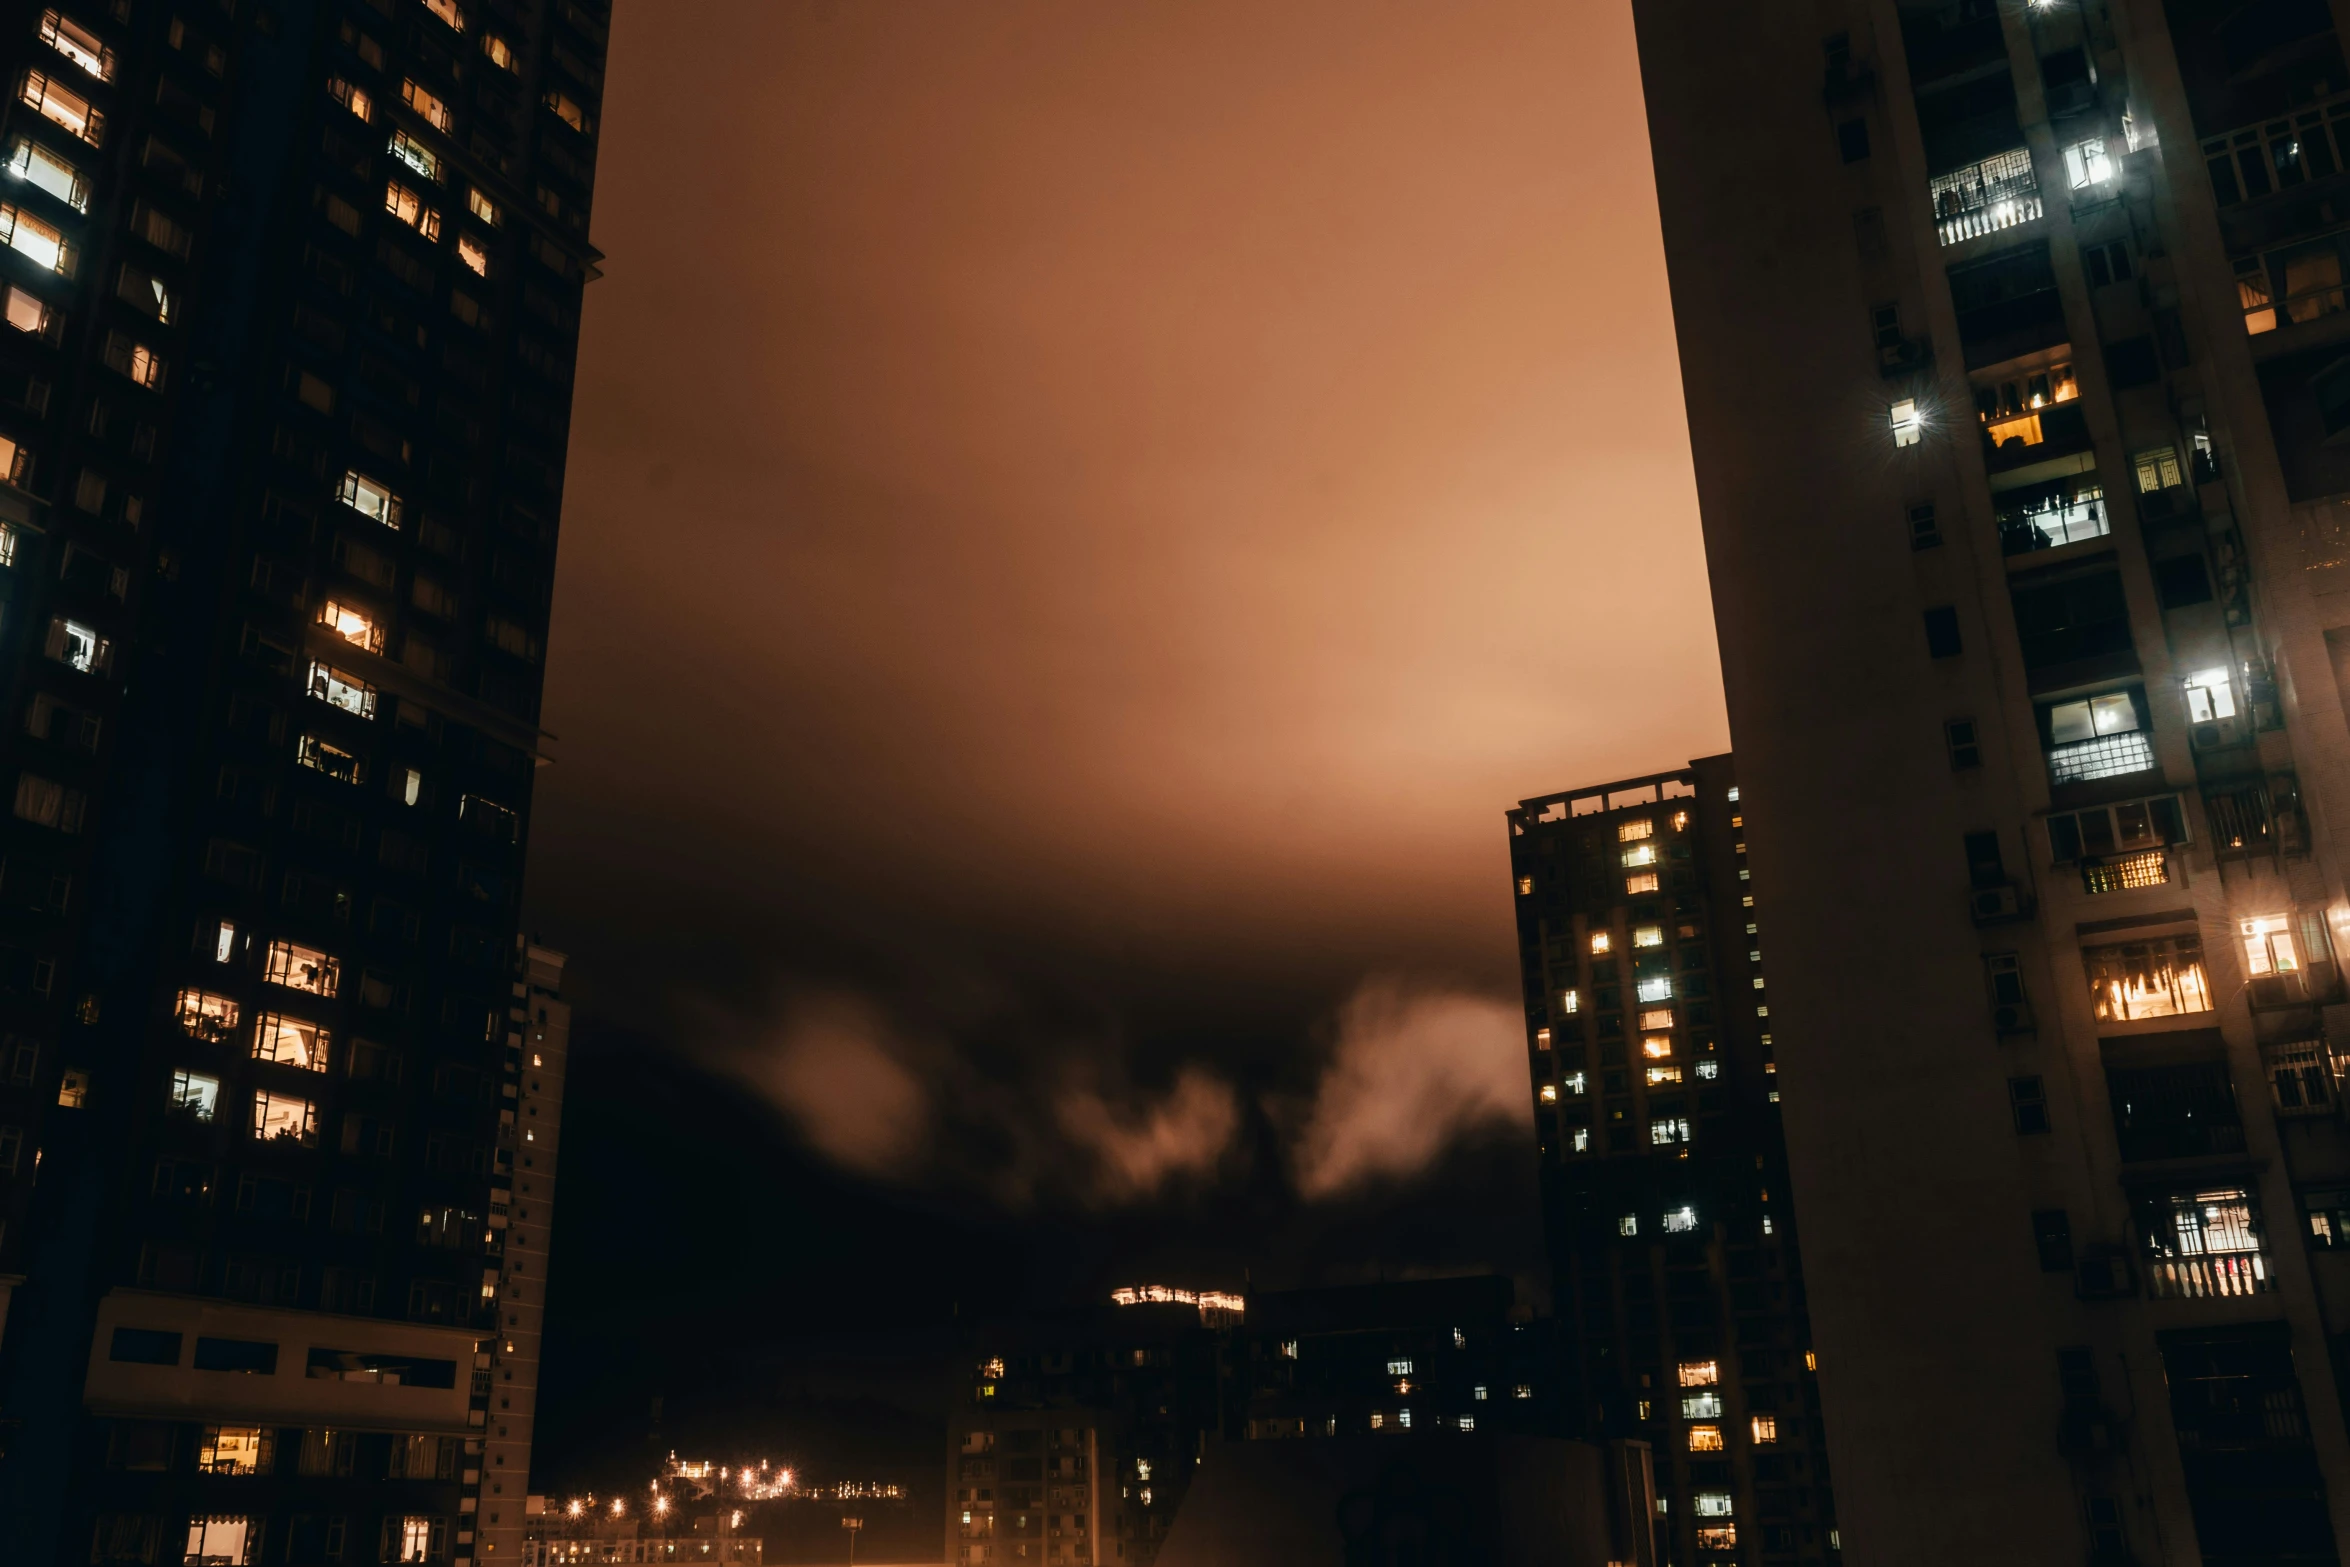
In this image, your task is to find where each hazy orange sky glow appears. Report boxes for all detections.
[527,0,1724,1197]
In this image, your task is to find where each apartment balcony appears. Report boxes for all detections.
[2137,1187,2273,1301]
[1932,148,2042,246]
[2047,731,2156,788]
[1998,486,2109,556]
[1982,401,2090,477]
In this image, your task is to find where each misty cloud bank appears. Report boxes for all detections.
[705,975,1526,1208]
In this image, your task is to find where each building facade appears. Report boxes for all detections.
[1506,758,1837,1567]
[1633,0,2350,1562]
[0,0,605,1558]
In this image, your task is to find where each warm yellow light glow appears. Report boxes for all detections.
[1677,1360,1720,1387]
[1642,1036,1674,1059]
[1634,925,1663,947]
[1618,819,1653,842]
[1639,1008,1673,1030]
[1589,932,1611,955]
[1688,1424,1724,1452]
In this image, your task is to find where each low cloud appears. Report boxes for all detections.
[1288,978,1524,1199]
[1055,1066,1241,1203]
[725,993,933,1180]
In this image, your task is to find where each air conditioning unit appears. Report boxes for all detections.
[2191,715,2245,751]
[1992,1001,2036,1035]
[1971,885,2022,922]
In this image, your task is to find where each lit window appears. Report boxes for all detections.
[1539,1084,1558,1104]
[2064,137,2115,189]
[1890,397,1923,446]
[40,10,113,79]
[254,1089,317,1144]
[1662,1204,1697,1231]
[1647,1064,1684,1086]
[1625,873,1660,893]
[2243,915,2300,977]
[19,71,100,145]
[1650,1117,1690,1145]
[56,1067,87,1106]
[1687,1424,1724,1452]
[423,0,464,30]
[1642,1035,1673,1059]
[184,1519,259,1567]
[7,139,86,211]
[1678,1360,1719,1387]
[1513,1384,1532,1399]
[102,331,163,388]
[1622,843,1658,868]
[51,616,104,672]
[213,921,236,962]
[458,233,489,276]
[2133,445,2184,493]
[1618,819,1653,842]
[480,31,515,70]
[4,284,48,335]
[1457,1415,1473,1432]
[199,1426,271,1475]
[1618,1214,1638,1237]
[1681,1390,1723,1419]
[1368,1411,1382,1429]
[388,129,441,182]
[170,1069,220,1120]
[1750,1415,1778,1444]
[2084,934,2211,1021]
[1633,924,1663,947]
[1589,932,1611,955]
[338,469,401,528]
[1387,1359,1413,1375]
[1574,1127,1593,1153]
[401,78,452,131]
[252,1013,329,1072]
[297,734,366,784]
[174,988,238,1041]
[1696,1527,1738,1551]
[400,767,424,807]
[328,75,373,120]
[1804,1351,1817,1371]
[1559,989,1579,1013]
[468,187,499,225]
[1639,1008,1673,1030]
[262,939,339,997]
[1696,1059,1720,1080]
[1636,976,1674,1003]
[2050,691,2140,743]
[393,1516,443,1565]
[384,181,441,239]
[0,203,68,271]
[1535,1027,1551,1048]
[1694,1493,1735,1519]
[1516,876,1533,895]
[1563,1071,1586,1095]
[308,661,378,719]
[2184,667,2236,723]
[319,599,385,654]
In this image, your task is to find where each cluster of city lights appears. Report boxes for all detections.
[1110,1285,1245,1315]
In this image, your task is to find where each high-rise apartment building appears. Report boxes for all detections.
[0,0,606,1559]
[1507,757,1838,1567]
[1633,0,2350,1562]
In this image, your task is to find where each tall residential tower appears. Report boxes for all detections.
[1507,757,1838,1567]
[0,0,605,1559]
[1635,0,2350,1563]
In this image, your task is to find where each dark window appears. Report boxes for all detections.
[1924,605,1963,658]
[2084,240,2132,287]
[1946,718,1982,768]
[1838,119,1871,162]
[2009,570,2134,670]
[2158,1324,2335,1566]
[192,1336,278,1374]
[1909,502,1942,549]
[1964,830,2007,888]
[2105,335,2161,389]
[2010,1075,2051,1133]
[109,1327,183,1365]
[2154,555,2215,608]
[2106,1061,2243,1161]
[305,1347,457,1388]
[2032,1209,2074,1271]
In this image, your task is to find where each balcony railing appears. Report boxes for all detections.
[2140,1187,2273,1301]
[1999,490,2109,555]
[2203,89,2350,209]
[1932,147,2043,246]
[2082,849,2167,893]
[2048,731,2155,786]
